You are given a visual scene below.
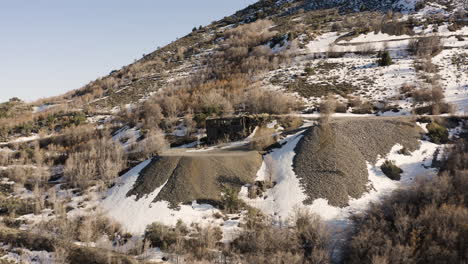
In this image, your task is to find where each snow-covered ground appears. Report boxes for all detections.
[0,245,54,264]
[32,104,57,113]
[100,160,239,237]
[433,49,468,115]
[239,130,306,220]
[112,126,142,150]
[240,126,440,229]
[306,32,341,53]
[0,134,39,145]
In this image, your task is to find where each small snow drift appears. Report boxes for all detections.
[293,118,423,207]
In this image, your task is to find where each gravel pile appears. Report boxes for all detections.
[128,151,262,208]
[293,118,422,207]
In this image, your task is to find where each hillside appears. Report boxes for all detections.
[0,0,467,263]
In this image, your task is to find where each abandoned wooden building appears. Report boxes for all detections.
[205,116,257,144]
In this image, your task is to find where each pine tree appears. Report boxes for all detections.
[378,51,393,66]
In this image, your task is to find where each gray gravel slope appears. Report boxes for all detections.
[293,118,422,207]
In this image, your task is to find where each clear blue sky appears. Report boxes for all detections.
[0,0,257,103]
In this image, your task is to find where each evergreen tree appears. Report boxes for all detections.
[378,51,393,66]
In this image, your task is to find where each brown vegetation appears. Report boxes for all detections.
[230,209,331,263]
[345,138,468,263]
[408,35,443,57]
[64,136,125,189]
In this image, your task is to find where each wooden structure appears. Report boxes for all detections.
[206,116,257,144]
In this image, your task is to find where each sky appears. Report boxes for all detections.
[0,0,257,103]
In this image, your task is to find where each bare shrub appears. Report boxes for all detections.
[356,44,375,55]
[352,101,374,114]
[230,208,331,264]
[327,45,343,58]
[347,96,363,108]
[331,22,343,32]
[412,88,433,104]
[400,83,416,95]
[185,225,223,261]
[380,160,403,180]
[319,94,336,125]
[250,127,278,151]
[198,90,234,116]
[139,101,164,130]
[278,116,303,130]
[224,20,276,48]
[431,85,444,104]
[64,137,125,189]
[408,35,443,57]
[293,209,331,263]
[247,89,303,115]
[135,128,169,159]
[335,102,348,113]
[37,212,123,245]
[53,244,69,264]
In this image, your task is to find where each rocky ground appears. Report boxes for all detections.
[293,117,422,206]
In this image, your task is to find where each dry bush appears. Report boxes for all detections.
[0,166,49,189]
[0,151,12,166]
[247,89,303,115]
[414,102,455,116]
[327,45,343,58]
[198,90,234,116]
[431,85,445,104]
[54,244,69,264]
[37,212,123,246]
[230,208,331,264]
[250,127,278,151]
[412,88,433,104]
[331,22,343,32]
[347,96,363,108]
[356,44,375,55]
[64,137,125,189]
[400,83,416,95]
[293,209,331,263]
[159,95,182,119]
[414,57,438,73]
[351,101,374,114]
[411,83,446,114]
[143,221,221,261]
[185,225,223,261]
[224,20,276,48]
[45,124,97,149]
[335,102,348,113]
[319,94,336,125]
[138,100,164,130]
[344,139,468,264]
[131,128,169,159]
[408,35,443,57]
[278,116,303,130]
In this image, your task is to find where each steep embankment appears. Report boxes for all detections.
[294,118,422,207]
[129,151,262,208]
[101,151,262,234]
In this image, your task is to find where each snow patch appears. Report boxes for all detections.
[101,160,223,235]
